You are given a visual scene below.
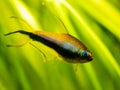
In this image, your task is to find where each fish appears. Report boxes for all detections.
[5,30,93,63]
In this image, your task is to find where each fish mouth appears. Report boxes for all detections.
[88,56,93,61]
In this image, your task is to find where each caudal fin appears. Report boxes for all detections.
[4,30,31,36]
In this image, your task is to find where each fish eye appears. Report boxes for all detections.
[82,51,89,57]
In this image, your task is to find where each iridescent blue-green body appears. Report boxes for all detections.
[5,30,93,63]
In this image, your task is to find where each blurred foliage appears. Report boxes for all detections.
[0,0,120,90]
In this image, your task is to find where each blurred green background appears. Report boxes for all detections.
[0,0,120,90]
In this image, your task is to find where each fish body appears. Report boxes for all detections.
[5,30,93,63]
